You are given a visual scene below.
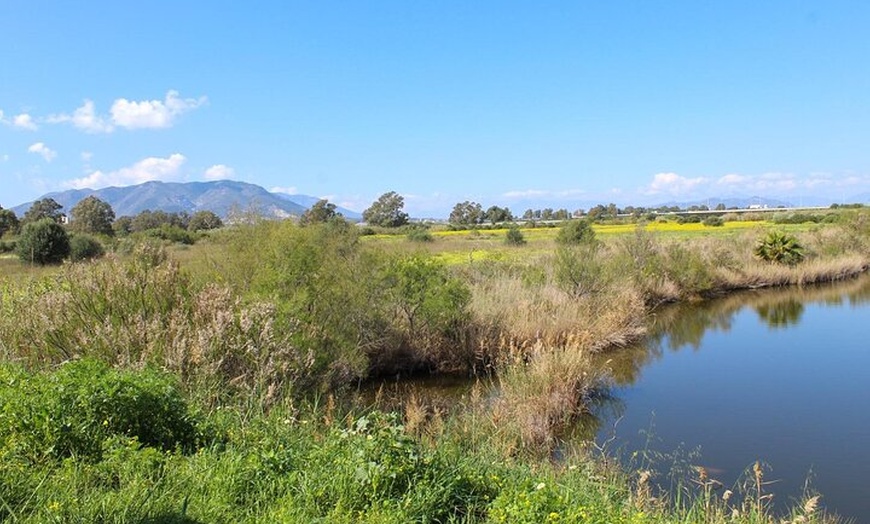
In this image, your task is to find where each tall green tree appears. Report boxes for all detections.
[0,206,20,237]
[16,218,71,265]
[362,191,409,227]
[448,201,484,226]
[23,197,64,224]
[485,205,513,224]
[70,196,116,236]
[188,210,224,231]
[299,199,340,226]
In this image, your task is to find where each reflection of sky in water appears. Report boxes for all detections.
[353,275,870,520]
[595,275,870,520]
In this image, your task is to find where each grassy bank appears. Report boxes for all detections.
[0,361,835,523]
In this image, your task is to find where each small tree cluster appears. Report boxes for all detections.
[300,199,340,226]
[0,206,20,237]
[363,191,409,227]
[448,202,514,226]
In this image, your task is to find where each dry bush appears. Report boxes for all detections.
[0,245,312,406]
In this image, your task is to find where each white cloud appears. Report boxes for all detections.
[47,100,113,133]
[204,164,235,180]
[644,172,708,196]
[13,113,37,130]
[1,154,9,162]
[27,142,57,162]
[502,188,588,200]
[111,90,207,130]
[717,173,746,185]
[81,151,93,162]
[64,153,186,189]
[502,189,551,199]
[47,91,206,133]
[271,186,298,195]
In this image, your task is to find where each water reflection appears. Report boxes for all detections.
[599,274,870,388]
[588,273,870,520]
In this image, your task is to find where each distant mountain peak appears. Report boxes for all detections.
[12,180,361,220]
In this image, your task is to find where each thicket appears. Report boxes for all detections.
[68,233,105,262]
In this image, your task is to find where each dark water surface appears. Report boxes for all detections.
[595,275,870,520]
[359,275,870,520]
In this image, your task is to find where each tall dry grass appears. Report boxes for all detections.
[0,244,312,406]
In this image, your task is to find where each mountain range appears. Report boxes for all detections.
[11,180,362,221]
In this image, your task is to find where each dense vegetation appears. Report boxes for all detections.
[1,205,868,522]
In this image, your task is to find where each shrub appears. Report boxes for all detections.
[145,224,195,244]
[754,231,805,265]
[554,245,607,297]
[68,233,105,262]
[15,218,70,265]
[0,239,15,253]
[505,226,526,245]
[406,226,434,243]
[702,216,724,227]
[386,256,470,331]
[0,360,199,462]
[555,219,595,245]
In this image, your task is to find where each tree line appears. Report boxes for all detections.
[0,197,224,265]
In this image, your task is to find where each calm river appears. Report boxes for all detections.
[359,274,870,520]
[591,274,870,520]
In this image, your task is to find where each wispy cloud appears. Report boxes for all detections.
[203,164,235,180]
[644,172,708,196]
[64,153,186,189]
[27,142,57,162]
[502,188,588,199]
[13,113,37,130]
[0,110,38,130]
[47,91,206,133]
[47,100,113,133]
[270,186,298,195]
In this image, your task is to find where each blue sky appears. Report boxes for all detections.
[2,1,869,216]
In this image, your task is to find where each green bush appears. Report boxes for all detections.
[505,226,526,245]
[145,224,195,244]
[556,219,595,245]
[406,226,434,243]
[754,231,805,265]
[289,412,492,520]
[0,360,200,462]
[69,233,105,262]
[554,245,607,297]
[702,216,724,227]
[15,218,70,265]
[0,239,16,253]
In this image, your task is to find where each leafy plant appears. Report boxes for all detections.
[0,360,200,462]
[556,219,596,245]
[406,226,434,243]
[15,217,70,265]
[754,231,805,265]
[702,216,724,227]
[505,226,526,245]
[69,233,105,262]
